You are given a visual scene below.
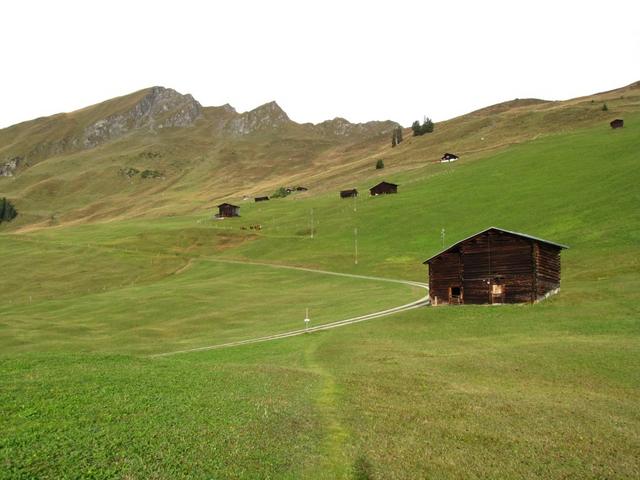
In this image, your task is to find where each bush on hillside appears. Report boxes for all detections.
[271,187,290,198]
[602,103,608,111]
[0,197,18,223]
[375,159,385,169]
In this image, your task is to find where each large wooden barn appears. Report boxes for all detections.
[370,181,398,196]
[424,227,568,305]
[217,203,240,218]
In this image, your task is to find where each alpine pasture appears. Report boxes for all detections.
[1,90,640,478]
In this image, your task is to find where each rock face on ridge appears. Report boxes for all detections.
[81,86,202,148]
[0,156,21,177]
[225,101,291,135]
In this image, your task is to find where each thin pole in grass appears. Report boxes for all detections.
[310,208,315,239]
[304,308,310,332]
[441,228,446,248]
[354,227,358,265]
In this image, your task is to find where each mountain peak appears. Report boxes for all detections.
[225,100,291,135]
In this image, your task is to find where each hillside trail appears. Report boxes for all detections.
[303,340,352,478]
[151,256,429,357]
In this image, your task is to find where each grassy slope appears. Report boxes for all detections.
[2,82,638,230]
[1,96,639,478]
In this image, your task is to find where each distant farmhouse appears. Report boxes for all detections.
[441,153,459,162]
[340,189,358,199]
[217,203,240,218]
[424,227,567,306]
[370,181,398,196]
[255,196,269,202]
[610,119,624,129]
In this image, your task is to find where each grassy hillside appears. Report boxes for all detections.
[1,88,639,478]
[1,82,638,230]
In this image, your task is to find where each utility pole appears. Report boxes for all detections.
[310,208,314,239]
[354,227,358,265]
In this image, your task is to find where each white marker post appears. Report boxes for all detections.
[304,308,310,332]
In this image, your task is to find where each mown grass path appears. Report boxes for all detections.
[151,257,429,357]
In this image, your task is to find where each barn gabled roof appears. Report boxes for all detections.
[217,203,240,208]
[370,181,398,188]
[422,227,569,264]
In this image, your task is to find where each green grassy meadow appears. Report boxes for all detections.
[1,114,639,478]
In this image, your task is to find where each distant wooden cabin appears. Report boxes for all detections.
[424,227,568,306]
[610,119,624,129]
[441,153,459,162]
[255,196,269,202]
[340,189,358,199]
[369,181,398,196]
[217,203,240,218]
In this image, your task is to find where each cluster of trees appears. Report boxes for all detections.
[0,197,18,223]
[412,117,434,136]
[391,125,403,147]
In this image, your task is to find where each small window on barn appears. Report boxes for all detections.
[451,286,461,297]
[492,284,503,295]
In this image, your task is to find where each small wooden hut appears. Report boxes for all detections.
[424,227,568,305]
[217,203,240,218]
[340,189,358,198]
[255,196,269,202]
[369,181,398,196]
[610,119,624,129]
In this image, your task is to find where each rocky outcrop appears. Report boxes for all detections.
[82,87,201,148]
[225,101,291,135]
[316,117,399,137]
[0,156,21,177]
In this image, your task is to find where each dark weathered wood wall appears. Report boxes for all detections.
[534,243,562,297]
[428,230,562,305]
[428,251,462,304]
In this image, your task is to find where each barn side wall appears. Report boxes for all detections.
[428,251,462,305]
[534,243,562,298]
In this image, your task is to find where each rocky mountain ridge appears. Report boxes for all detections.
[0,86,399,175]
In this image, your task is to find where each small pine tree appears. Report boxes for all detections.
[375,159,385,170]
[0,197,18,223]
[602,103,608,111]
[411,120,421,136]
[391,134,397,147]
[396,126,403,144]
[422,117,434,133]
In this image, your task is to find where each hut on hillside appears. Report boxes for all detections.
[217,203,240,218]
[441,153,459,162]
[369,181,398,196]
[424,227,568,306]
[610,119,624,129]
[340,189,358,199]
[255,196,269,202]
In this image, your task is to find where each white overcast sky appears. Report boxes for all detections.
[1,0,638,128]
